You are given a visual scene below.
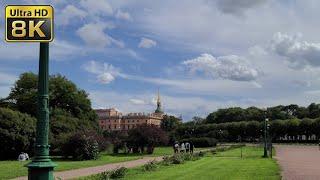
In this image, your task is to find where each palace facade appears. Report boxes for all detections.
[96,92,164,131]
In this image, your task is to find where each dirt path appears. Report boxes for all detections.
[275,145,320,180]
[14,156,163,180]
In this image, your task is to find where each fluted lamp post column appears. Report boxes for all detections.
[27,43,56,180]
[263,118,269,158]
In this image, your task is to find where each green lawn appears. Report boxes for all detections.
[0,147,177,179]
[121,146,280,180]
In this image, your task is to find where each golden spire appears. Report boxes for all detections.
[157,88,161,104]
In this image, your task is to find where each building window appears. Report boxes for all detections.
[146,120,148,123]
[109,125,111,129]
[114,125,117,129]
[132,120,135,123]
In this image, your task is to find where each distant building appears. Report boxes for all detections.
[96,92,164,131]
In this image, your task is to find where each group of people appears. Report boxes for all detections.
[17,152,29,161]
[173,141,194,154]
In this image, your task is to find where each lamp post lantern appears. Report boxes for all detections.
[27,43,56,179]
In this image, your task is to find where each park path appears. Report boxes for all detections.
[275,145,320,180]
[14,156,163,180]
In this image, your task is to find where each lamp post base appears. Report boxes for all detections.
[27,161,57,180]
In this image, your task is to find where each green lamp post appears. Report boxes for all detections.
[27,43,56,180]
[263,117,269,158]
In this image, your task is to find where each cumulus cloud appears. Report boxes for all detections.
[182,53,260,82]
[57,5,87,26]
[138,38,157,48]
[270,32,320,69]
[77,22,123,48]
[115,10,132,21]
[215,0,268,16]
[83,60,120,84]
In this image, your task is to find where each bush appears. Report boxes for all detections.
[0,108,36,160]
[109,167,127,179]
[143,160,158,171]
[162,156,172,166]
[182,153,192,161]
[62,131,100,160]
[181,137,217,147]
[198,151,206,157]
[171,154,185,164]
[95,167,127,179]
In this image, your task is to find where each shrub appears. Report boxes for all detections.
[62,131,100,160]
[143,160,158,171]
[0,108,36,160]
[171,154,185,164]
[162,156,172,166]
[182,153,192,161]
[109,167,127,179]
[198,151,206,157]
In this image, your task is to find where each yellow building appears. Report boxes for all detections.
[96,92,164,131]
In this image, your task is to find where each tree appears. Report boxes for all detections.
[103,130,128,153]
[307,103,320,119]
[2,72,98,124]
[0,72,99,156]
[0,107,36,160]
[161,115,182,132]
[61,131,101,160]
[127,125,168,154]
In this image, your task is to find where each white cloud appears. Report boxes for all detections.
[270,32,320,69]
[56,5,87,26]
[77,22,124,48]
[115,10,132,21]
[82,60,120,84]
[129,98,147,105]
[77,23,112,48]
[138,37,157,48]
[97,73,115,84]
[182,53,260,82]
[80,0,113,16]
[215,0,268,16]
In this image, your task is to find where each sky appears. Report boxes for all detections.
[1,0,320,120]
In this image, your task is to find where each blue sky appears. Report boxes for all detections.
[1,0,320,120]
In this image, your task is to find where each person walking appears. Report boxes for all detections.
[190,142,194,154]
[180,142,186,153]
[185,142,190,153]
[174,142,179,153]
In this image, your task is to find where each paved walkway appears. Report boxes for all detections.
[275,145,320,180]
[15,156,163,180]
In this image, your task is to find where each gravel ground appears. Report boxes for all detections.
[275,145,320,180]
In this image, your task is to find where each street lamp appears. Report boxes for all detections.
[263,117,269,158]
[27,43,56,179]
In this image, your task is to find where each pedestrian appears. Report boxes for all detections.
[24,153,29,160]
[190,142,194,154]
[180,142,186,153]
[185,142,190,153]
[18,152,26,161]
[174,142,179,153]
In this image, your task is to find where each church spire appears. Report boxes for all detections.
[155,89,163,113]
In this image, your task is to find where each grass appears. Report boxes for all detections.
[113,146,281,180]
[0,146,182,179]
